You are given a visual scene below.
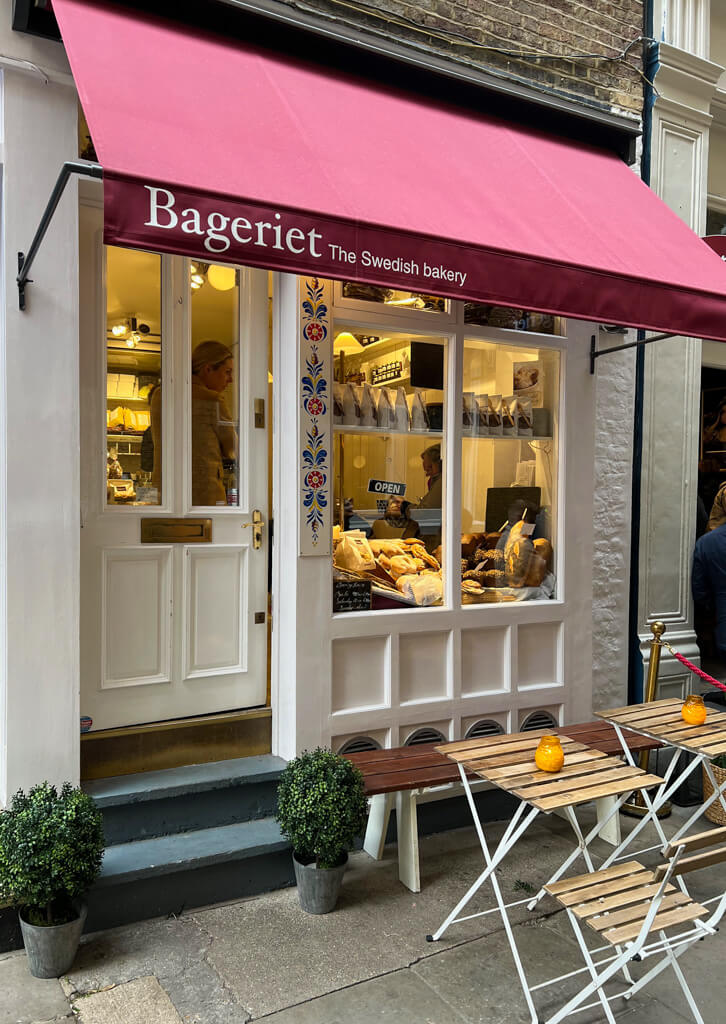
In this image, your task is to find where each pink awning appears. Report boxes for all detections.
[55,0,726,341]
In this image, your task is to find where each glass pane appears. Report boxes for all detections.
[341,281,446,313]
[190,263,240,507]
[332,327,446,611]
[463,303,563,335]
[106,247,162,506]
[461,339,559,604]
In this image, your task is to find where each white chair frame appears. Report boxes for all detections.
[531,845,726,1024]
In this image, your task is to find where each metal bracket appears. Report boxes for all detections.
[17,160,103,311]
[590,331,677,374]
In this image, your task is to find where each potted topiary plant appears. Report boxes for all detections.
[276,748,367,914]
[0,781,104,978]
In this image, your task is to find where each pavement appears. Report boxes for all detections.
[2,801,724,1024]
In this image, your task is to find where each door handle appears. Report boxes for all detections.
[242,509,264,550]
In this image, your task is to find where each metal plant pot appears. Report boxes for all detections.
[19,903,87,978]
[293,853,347,914]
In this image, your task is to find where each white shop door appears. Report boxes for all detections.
[80,208,269,731]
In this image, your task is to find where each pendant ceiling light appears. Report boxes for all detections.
[207,264,237,291]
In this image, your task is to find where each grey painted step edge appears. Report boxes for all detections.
[94,817,289,886]
[84,754,287,807]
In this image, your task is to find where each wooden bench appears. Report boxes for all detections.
[344,721,663,892]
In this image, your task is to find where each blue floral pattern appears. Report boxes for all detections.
[300,279,329,548]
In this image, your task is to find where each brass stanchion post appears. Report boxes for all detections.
[621,620,672,818]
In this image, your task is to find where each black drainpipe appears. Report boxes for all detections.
[627,8,657,703]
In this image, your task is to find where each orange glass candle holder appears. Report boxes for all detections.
[681,694,707,726]
[535,735,564,773]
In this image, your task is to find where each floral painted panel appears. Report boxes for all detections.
[299,277,332,556]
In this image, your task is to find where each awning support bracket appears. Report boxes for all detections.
[17,160,104,311]
[589,332,677,374]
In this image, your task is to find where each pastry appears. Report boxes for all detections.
[461,533,485,557]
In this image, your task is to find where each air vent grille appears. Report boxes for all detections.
[404,727,447,746]
[338,736,382,755]
[465,719,505,740]
[521,710,558,732]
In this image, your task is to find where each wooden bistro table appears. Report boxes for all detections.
[427,729,665,1024]
[595,697,726,867]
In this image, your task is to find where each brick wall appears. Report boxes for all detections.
[288,0,644,119]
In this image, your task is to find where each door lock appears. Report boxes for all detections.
[241,509,265,550]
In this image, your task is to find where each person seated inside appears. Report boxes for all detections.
[371,497,421,540]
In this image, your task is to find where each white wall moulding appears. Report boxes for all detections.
[298,276,333,557]
[460,626,509,697]
[655,1,710,60]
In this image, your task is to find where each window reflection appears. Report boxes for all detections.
[105,247,162,506]
[190,264,240,507]
[461,341,558,603]
[332,328,446,609]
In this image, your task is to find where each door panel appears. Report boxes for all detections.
[80,200,269,731]
[102,547,172,687]
[184,546,246,677]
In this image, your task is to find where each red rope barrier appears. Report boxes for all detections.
[669,648,726,693]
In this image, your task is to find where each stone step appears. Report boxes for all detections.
[83,755,285,844]
[86,816,294,932]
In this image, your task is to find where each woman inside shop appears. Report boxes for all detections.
[190,340,237,506]
[150,340,237,506]
[418,444,442,509]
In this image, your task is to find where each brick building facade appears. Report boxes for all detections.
[284,0,645,118]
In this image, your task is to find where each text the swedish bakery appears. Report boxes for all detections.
[144,186,467,286]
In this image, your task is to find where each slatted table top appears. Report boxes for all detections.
[596,698,726,757]
[344,722,662,796]
[435,730,664,812]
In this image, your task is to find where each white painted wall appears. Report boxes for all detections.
[0,14,79,804]
[272,276,597,757]
[592,340,636,710]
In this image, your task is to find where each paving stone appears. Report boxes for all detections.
[62,915,245,1024]
[73,976,182,1024]
[0,952,71,1024]
[196,822,577,1019]
[260,968,469,1024]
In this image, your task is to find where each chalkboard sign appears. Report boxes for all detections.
[333,577,372,613]
[485,486,541,534]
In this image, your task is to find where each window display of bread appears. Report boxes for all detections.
[334,530,442,605]
[334,533,376,573]
[396,573,443,606]
[504,537,533,586]
[533,538,553,567]
[461,533,486,557]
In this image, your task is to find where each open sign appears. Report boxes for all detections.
[367,479,406,496]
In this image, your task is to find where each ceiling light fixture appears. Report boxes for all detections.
[190,262,209,291]
[207,264,237,291]
[111,322,127,337]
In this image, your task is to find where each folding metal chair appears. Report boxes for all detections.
[529,826,726,1023]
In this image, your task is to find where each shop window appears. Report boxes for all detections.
[463,304,564,334]
[706,208,726,236]
[404,726,447,746]
[337,736,382,755]
[460,339,558,604]
[189,263,241,508]
[339,281,446,313]
[105,247,162,506]
[332,327,447,610]
[521,709,558,731]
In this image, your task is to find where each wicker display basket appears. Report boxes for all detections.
[703,759,726,825]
